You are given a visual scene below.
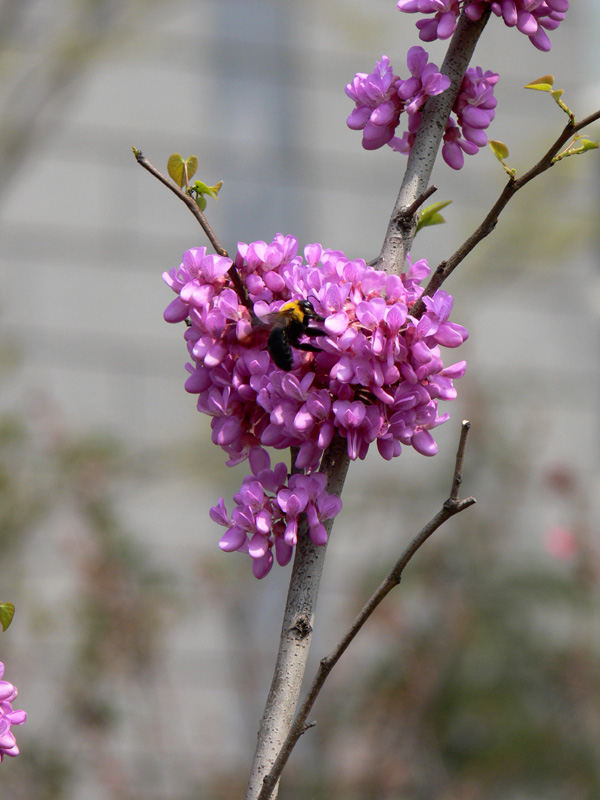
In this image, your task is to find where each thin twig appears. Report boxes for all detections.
[133,148,227,256]
[257,420,476,800]
[405,184,438,219]
[411,109,600,317]
[133,148,254,312]
[449,419,470,502]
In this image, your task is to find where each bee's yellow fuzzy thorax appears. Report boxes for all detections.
[280,301,305,323]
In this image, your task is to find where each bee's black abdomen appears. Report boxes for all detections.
[268,327,293,370]
[265,302,325,371]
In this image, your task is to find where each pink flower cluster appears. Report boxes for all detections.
[442,66,498,169]
[164,235,467,575]
[210,449,342,578]
[397,0,568,52]
[346,48,498,170]
[346,47,450,153]
[0,662,26,761]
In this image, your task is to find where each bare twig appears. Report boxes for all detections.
[405,184,438,218]
[257,421,476,800]
[133,148,254,312]
[411,109,600,317]
[133,148,227,255]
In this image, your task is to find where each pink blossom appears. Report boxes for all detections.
[211,451,343,577]
[346,48,449,153]
[166,234,468,576]
[442,67,499,170]
[400,0,568,51]
[0,663,26,762]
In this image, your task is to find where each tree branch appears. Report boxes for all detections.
[257,421,475,800]
[377,7,492,275]
[406,183,438,218]
[246,12,493,798]
[410,109,600,317]
[133,148,255,312]
[133,148,228,256]
[244,435,351,800]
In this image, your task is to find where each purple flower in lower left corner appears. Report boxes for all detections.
[0,662,26,761]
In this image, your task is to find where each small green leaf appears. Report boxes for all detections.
[489,140,509,161]
[167,154,199,188]
[185,156,198,182]
[488,140,515,178]
[211,180,223,197]
[524,74,554,91]
[416,200,452,233]
[167,153,185,186]
[554,136,600,162]
[0,602,15,631]
[196,195,207,212]
[550,89,564,102]
[192,179,223,200]
[192,180,211,196]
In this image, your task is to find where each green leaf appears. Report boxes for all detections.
[192,180,211,196]
[554,136,600,162]
[0,602,15,631]
[488,140,515,178]
[524,74,554,91]
[489,140,509,160]
[192,179,223,200]
[167,154,198,188]
[415,200,452,233]
[167,153,184,186]
[185,156,198,182]
[196,195,207,212]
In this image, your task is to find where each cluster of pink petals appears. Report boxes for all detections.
[210,448,342,578]
[0,662,26,761]
[442,66,499,169]
[397,0,569,52]
[346,47,450,152]
[164,235,467,575]
[346,48,497,170]
[346,55,404,150]
[397,0,460,41]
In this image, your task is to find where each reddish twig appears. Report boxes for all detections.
[411,109,600,317]
[133,148,227,255]
[133,148,254,312]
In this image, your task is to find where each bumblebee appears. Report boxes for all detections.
[265,299,327,371]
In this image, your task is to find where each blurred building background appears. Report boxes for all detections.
[0,1,599,798]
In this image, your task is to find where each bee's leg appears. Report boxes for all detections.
[295,342,323,353]
[303,327,328,338]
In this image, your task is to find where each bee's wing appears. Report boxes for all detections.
[253,310,287,329]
